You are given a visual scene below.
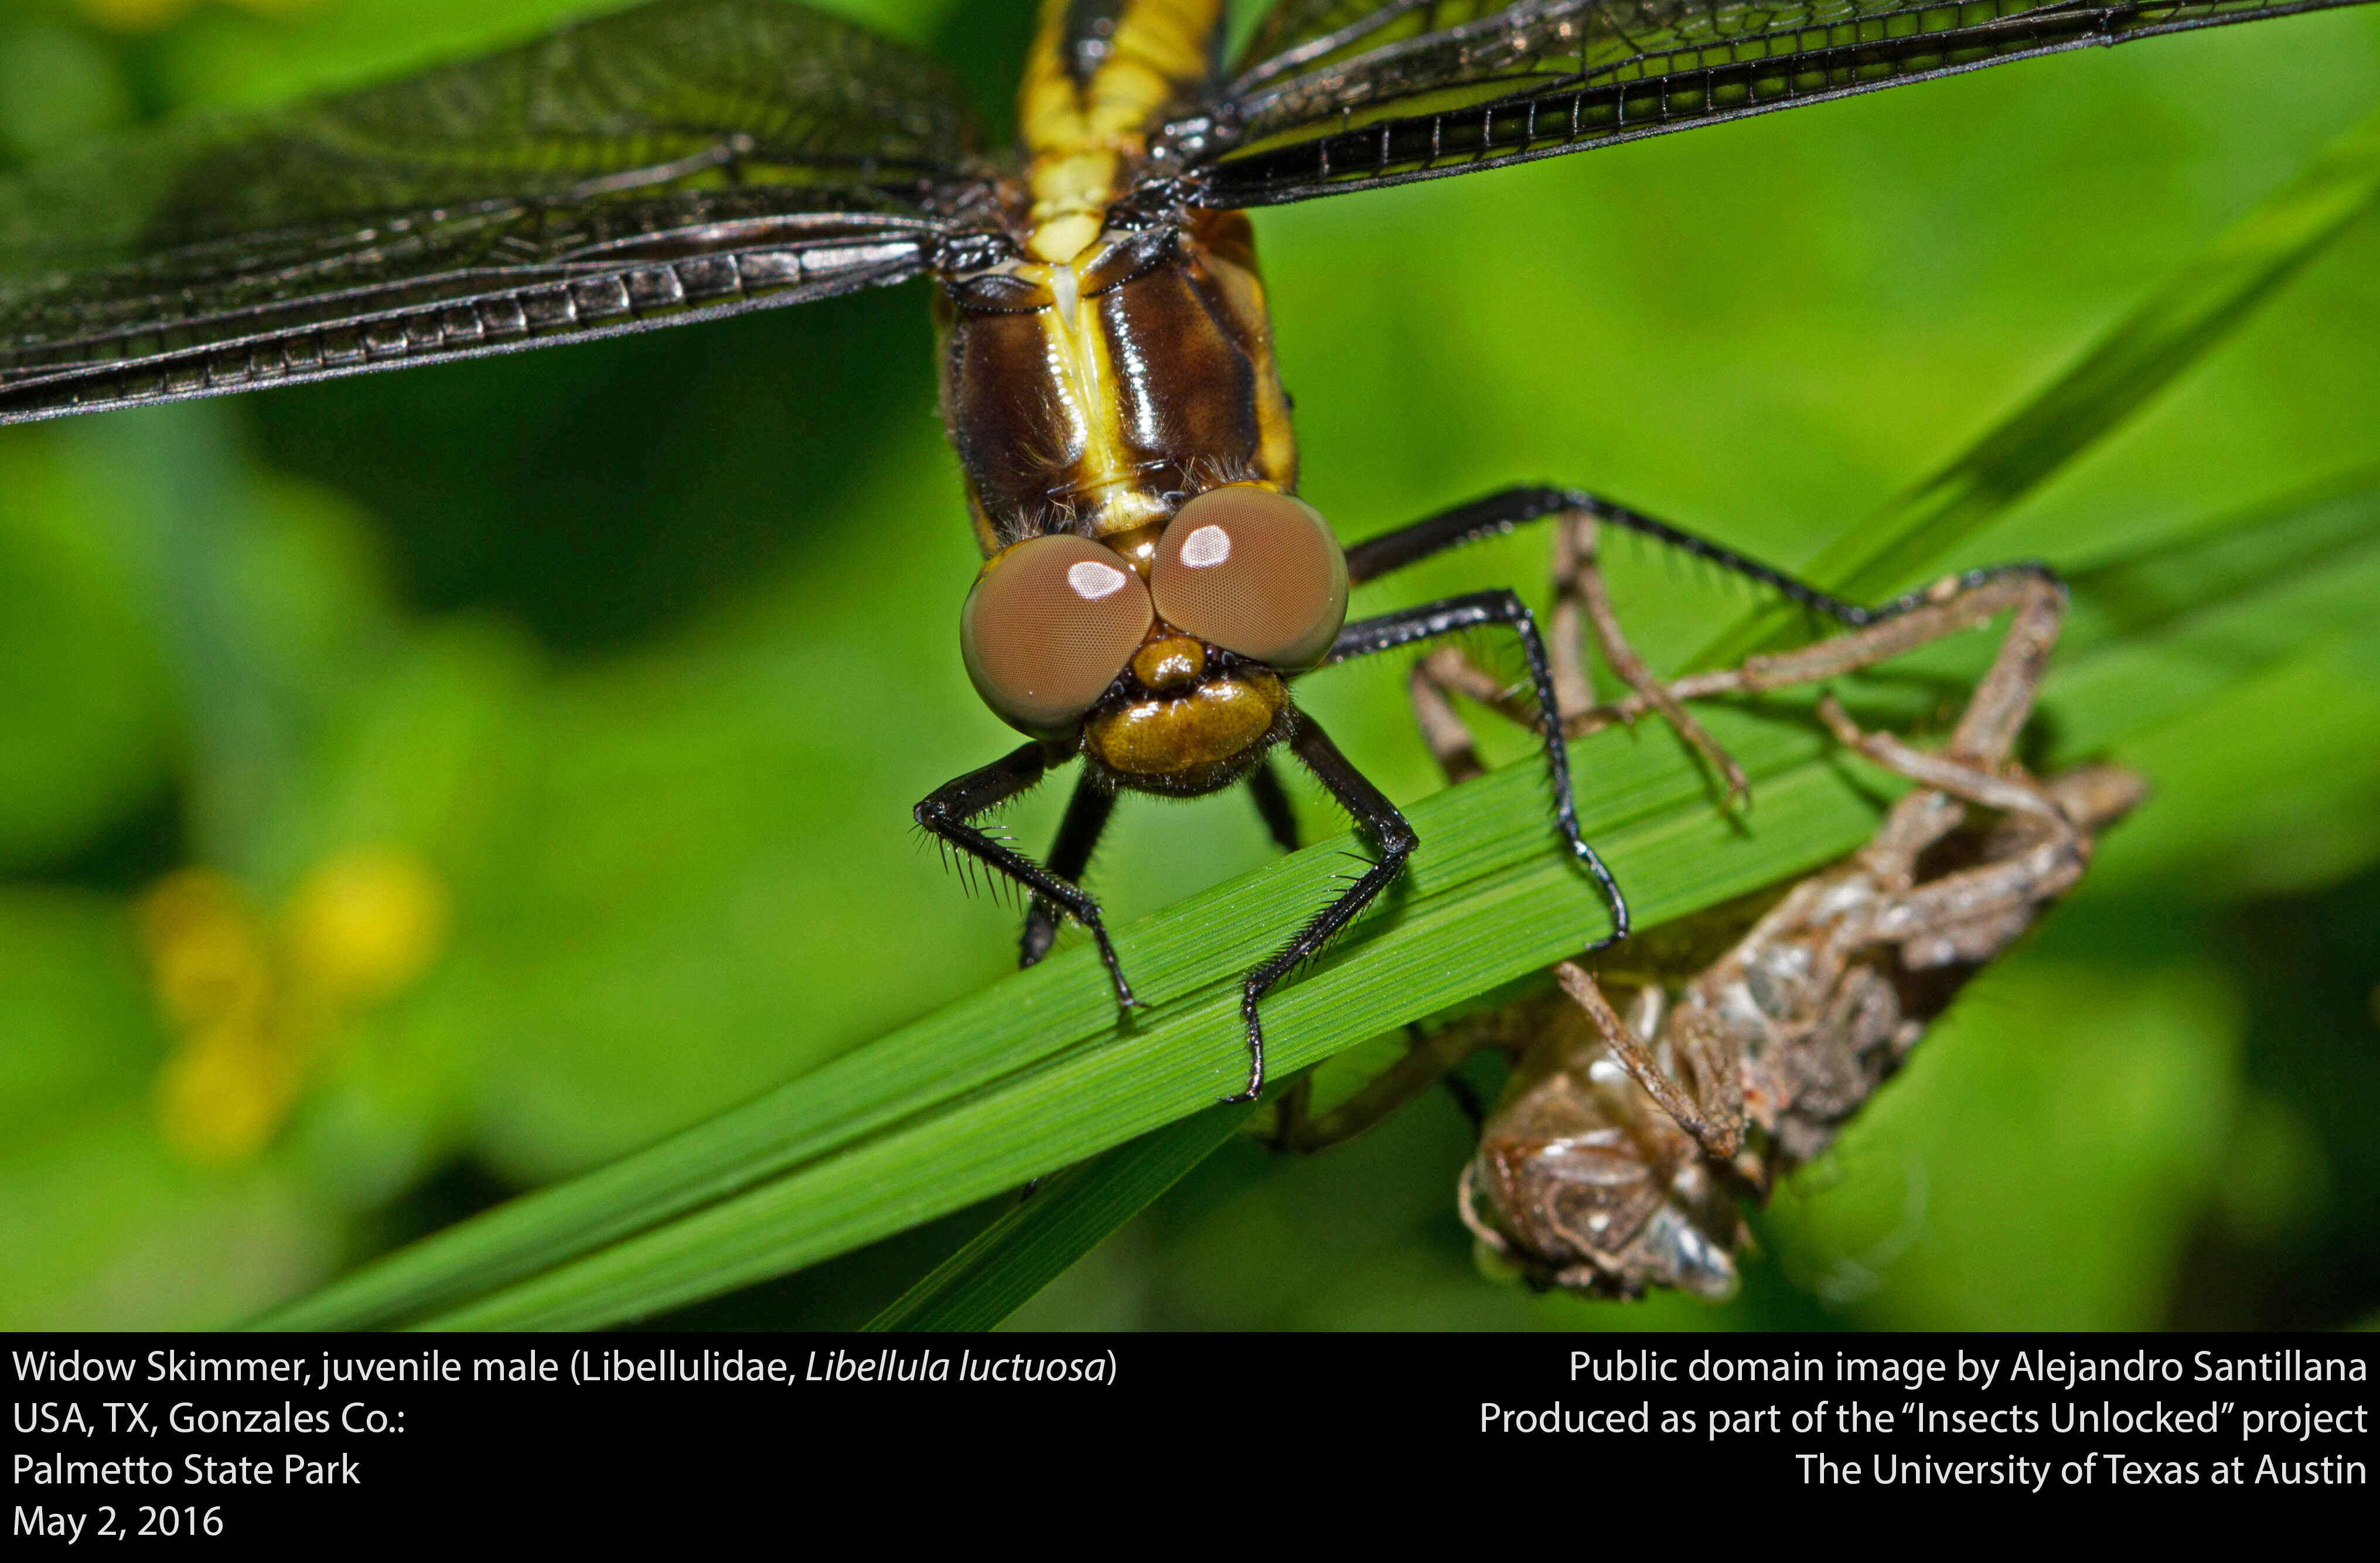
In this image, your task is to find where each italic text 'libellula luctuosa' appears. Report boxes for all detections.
[3,0,2368,1100]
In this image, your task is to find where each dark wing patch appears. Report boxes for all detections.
[0,0,988,424]
[1202,0,2376,207]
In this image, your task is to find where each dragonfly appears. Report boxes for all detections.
[2,0,2366,1105]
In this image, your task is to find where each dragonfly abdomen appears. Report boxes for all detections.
[1018,0,1225,265]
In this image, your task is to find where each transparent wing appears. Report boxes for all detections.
[0,0,988,424]
[1202,0,2377,207]
[1229,1,1506,85]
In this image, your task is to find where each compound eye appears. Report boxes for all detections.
[1149,486,1349,671]
[961,534,1153,735]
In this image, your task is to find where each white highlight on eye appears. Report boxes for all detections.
[1066,559,1130,600]
[1179,523,1232,569]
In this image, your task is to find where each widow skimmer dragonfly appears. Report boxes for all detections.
[4,0,2369,1106]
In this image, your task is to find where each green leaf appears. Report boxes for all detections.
[2047,473,2380,760]
[862,1101,1255,1332]
[2096,631,2380,900]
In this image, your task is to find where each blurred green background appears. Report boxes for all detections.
[2,0,2376,1332]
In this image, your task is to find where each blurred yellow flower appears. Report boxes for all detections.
[155,1019,304,1164]
[139,869,271,1035]
[140,847,450,1165]
[284,845,451,1009]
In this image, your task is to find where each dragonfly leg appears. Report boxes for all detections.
[1355,483,2064,796]
[1346,484,1871,612]
[916,743,1138,1010]
[1019,773,1117,970]
[1346,482,2065,636]
[1351,485,1862,831]
[1225,717,1417,1104]
[1406,505,1753,803]
[1246,757,1301,854]
[1326,587,1630,950]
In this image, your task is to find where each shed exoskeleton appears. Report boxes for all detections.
[1271,513,2144,1298]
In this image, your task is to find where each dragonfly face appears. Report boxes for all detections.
[3,0,2368,1105]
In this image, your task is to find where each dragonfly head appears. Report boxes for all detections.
[960,484,1347,794]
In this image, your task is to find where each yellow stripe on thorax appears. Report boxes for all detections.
[1038,261,1139,533]
[1019,0,1221,264]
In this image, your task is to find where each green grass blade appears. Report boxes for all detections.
[422,757,1894,1329]
[2060,472,2380,662]
[2045,483,2380,763]
[862,1101,1255,1332]
[1697,104,2380,670]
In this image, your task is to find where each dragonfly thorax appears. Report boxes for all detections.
[936,210,1298,555]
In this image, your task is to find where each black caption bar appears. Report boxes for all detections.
[5,1333,2371,1537]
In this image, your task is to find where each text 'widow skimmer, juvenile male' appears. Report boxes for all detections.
[4,0,2371,1101]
